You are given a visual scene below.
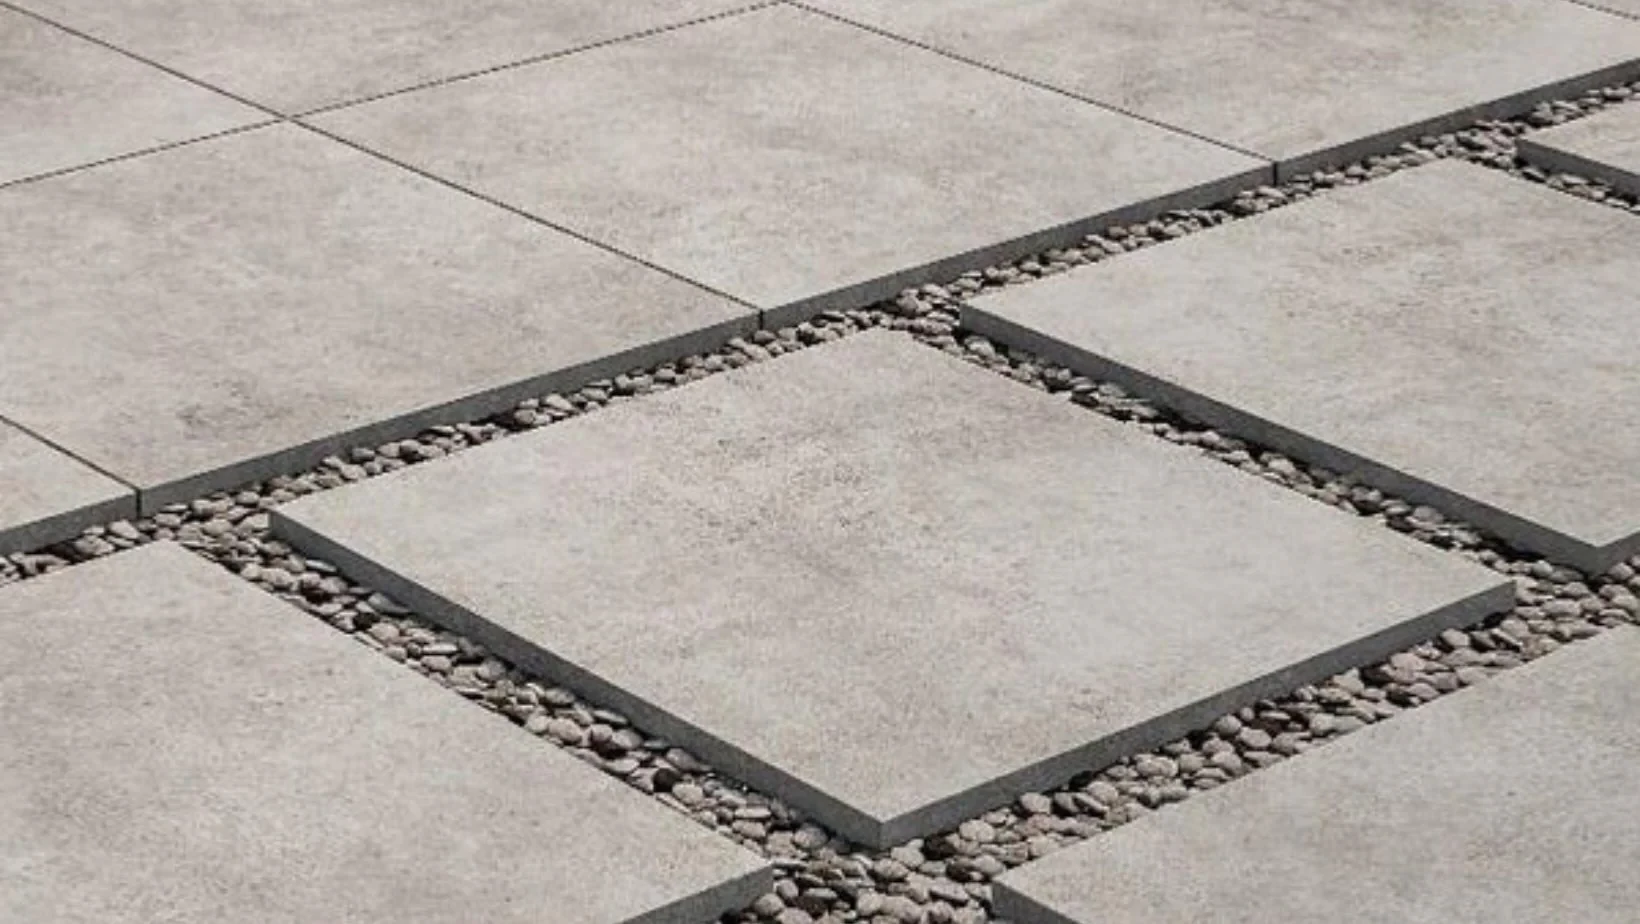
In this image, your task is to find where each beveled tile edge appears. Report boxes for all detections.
[0,492,137,559]
[1517,132,1640,196]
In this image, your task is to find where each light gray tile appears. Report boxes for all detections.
[995,627,1640,924]
[0,123,753,510]
[810,0,1640,177]
[273,330,1510,848]
[0,8,262,185]
[0,420,133,555]
[1518,102,1640,196]
[0,542,769,923]
[963,160,1640,574]
[311,4,1269,327]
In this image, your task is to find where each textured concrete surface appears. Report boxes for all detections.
[0,542,770,924]
[994,627,1640,924]
[0,420,133,556]
[274,331,1510,848]
[9,0,753,114]
[0,7,262,185]
[811,0,1640,178]
[311,4,1269,328]
[0,122,753,512]
[1519,101,1640,196]
[964,160,1640,575]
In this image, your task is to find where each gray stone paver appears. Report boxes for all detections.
[0,7,262,185]
[1519,101,1640,196]
[0,420,133,556]
[0,122,753,512]
[810,0,1640,178]
[310,4,1269,328]
[964,160,1640,575]
[0,542,770,924]
[994,626,1640,924]
[10,0,753,114]
[273,330,1510,848]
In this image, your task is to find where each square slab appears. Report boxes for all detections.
[310,4,1269,328]
[1519,102,1640,196]
[995,627,1640,924]
[964,160,1640,574]
[811,0,1640,178]
[0,420,133,556]
[14,0,752,114]
[273,331,1510,848]
[0,7,263,185]
[0,542,769,923]
[0,122,753,511]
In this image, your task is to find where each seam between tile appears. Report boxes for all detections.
[0,413,137,492]
[0,1,286,118]
[294,1,784,118]
[781,0,1279,177]
[289,120,763,314]
[0,121,282,192]
[1560,0,1640,20]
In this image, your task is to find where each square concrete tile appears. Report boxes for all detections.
[0,542,770,923]
[0,8,263,185]
[273,330,1510,848]
[310,4,1269,327]
[963,160,1640,574]
[0,420,133,556]
[0,122,753,511]
[12,0,754,114]
[1519,102,1640,196]
[811,0,1640,178]
[995,627,1640,924]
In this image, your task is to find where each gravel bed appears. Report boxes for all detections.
[3,77,1638,924]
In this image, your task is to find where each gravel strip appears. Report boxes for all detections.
[3,75,1637,924]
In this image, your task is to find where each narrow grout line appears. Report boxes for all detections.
[1561,0,1640,20]
[288,119,763,313]
[0,120,282,192]
[782,0,1279,169]
[0,413,137,492]
[0,1,289,119]
[293,1,783,119]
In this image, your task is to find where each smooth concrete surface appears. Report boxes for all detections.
[10,0,754,114]
[1519,102,1640,197]
[995,627,1640,924]
[0,7,263,185]
[0,122,754,512]
[811,0,1640,178]
[0,420,134,556]
[1579,0,1640,17]
[964,160,1640,575]
[311,4,1270,328]
[273,331,1511,848]
[0,542,770,924]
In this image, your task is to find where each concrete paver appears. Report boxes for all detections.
[0,122,754,512]
[0,420,133,556]
[810,0,1640,178]
[964,160,1640,575]
[0,542,770,924]
[310,4,1269,328]
[0,7,262,185]
[1519,101,1640,196]
[994,627,1640,924]
[273,331,1511,848]
[9,0,754,114]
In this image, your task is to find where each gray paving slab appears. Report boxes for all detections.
[309,4,1270,329]
[810,0,1640,179]
[0,7,263,185]
[0,420,134,556]
[1518,102,1640,196]
[964,159,1640,575]
[12,0,754,114]
[272,330,1511,848]
[0,542,770,923]
[1579,0,1640,18]
[0,122,754,512]
[995,626,1640,924]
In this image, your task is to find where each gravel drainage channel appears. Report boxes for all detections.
[2,76,1638,924]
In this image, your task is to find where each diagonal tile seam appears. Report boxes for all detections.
[1565,0,1640,20]
[0,119,286,192]
[0,412,136,493]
